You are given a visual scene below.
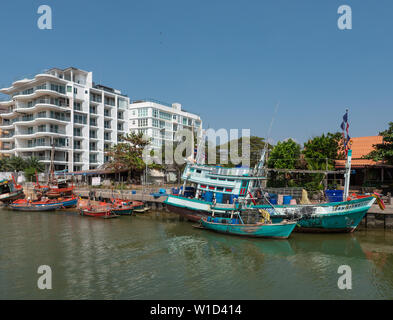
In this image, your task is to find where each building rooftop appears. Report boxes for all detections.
[335,136,384,168]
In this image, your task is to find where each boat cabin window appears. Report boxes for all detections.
[241,180,248,187]
[196,170,201,174]
[217,187,223,191]
[227,179,235,182]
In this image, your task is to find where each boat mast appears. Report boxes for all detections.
[343,149,352,201]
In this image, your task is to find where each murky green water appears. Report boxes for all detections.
[0,208,392,299]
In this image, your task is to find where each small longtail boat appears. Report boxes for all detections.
[198,212,297,239]
[9,196,78,211]
[9,200,62,211]
[79,208,119,219]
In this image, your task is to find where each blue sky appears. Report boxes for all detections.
[0,0,392,145]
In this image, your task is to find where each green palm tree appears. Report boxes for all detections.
[8,156,27,172]
[25,156,45,173]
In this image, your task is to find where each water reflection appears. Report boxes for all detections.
[1,210,393,299]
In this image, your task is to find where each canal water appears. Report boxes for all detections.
[0,209,392,300]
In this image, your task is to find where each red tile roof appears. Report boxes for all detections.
[335,136,383,168]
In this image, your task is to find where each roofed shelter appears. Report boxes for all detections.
[335,136,393,189]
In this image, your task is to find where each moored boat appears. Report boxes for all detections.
[79,208,119,219]
[198,213,297,239]
[0,178,24,203]
[9,200,62,211]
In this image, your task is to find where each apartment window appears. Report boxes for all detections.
[183,117,188,125]
[90,105,97,114]
[67,86,72,93]
[188,119,193,126]
[104,132,111,140]
[50,83,66,94]
[89,130,97,138]
[89,142,97,151]
[27,127,33,134]
[117,123,124,131]
[104,96,115,106]
[37,111,46,118]
[173,115,177,120]
[74,88,78,94]
[74,102,81,111]
[74,140,81,150]
[37,125,46,132]
[152,119,159,128]
[104,108,111,117]
[117,111,124,119]
[36,83,47,90]
[138,118,148,127]
[138,108,148,117]
[27,101,33,108]
[50,124,59,133]
[74,113,87,124]
[159,111,171,121]
[74,128,82,137]
[22,88,34,95]
[153,109,158,118]
[104,120,111,129]
[90,118,97,126]
[118,98,127,109]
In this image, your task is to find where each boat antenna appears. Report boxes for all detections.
[256,101,280,174]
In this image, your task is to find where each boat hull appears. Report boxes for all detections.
[200,219,297,239]
[255,197,376,233]
[166,195,376,233]
[79,209,118,219]
[112,207,133,215]
[9,203,62,211]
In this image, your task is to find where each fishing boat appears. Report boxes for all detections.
[79,208,119,219]
[0,177,24,203]
[9,195,78,211]
[9,199,62,211]
[110,199,146,215]
[165,117,383,233]
[198,212,297,239]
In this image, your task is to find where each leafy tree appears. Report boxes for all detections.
[364,122,393,164]
[302,132,344,170]
[7,156,26,172]
[216,136,271,168]
[105,131,152,183]
[267,139,301,187]
[0,157,11,171]
[267,139,301,169]
[23,157,45,182]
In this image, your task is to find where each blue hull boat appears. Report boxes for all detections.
[200,217,297,239]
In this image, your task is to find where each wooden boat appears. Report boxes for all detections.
[9,200,63,211]
[111,205,133,216]
[9,196,78,211]
[198,213,297,239]
[0,177,24,203]
[79,208,119,219]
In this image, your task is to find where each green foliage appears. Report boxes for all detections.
[364,122,393,165]
[303,132,344,170]
[25,157,45,173]
[267,139,301,169]
[106,131,151,181]
[267,133,344,191]
[24,167,37,181]
[7,156,27,172]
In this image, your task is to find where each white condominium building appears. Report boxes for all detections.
[129,99,202,149]
[0,67,129,172]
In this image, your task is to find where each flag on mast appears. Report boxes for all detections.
[340,109,351,155]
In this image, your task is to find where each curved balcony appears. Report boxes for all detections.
[35,74,68,84]
[16,101,70,114]
[14,129,67,139]
[12,78,34,87]
[0,122,15,129]
[0,99,15,107]
[13,89,67,101]
[15,143,69,152]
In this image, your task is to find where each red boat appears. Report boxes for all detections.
[79,207,118,218]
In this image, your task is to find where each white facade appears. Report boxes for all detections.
[129,100,202,149]
[0,67,129,172]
